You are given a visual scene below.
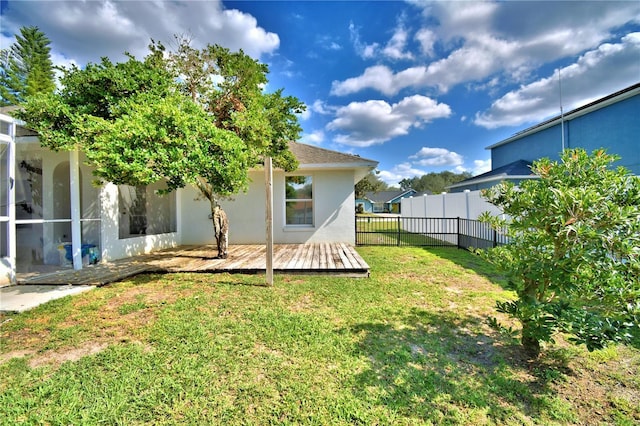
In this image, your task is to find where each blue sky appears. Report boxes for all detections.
[2,1,639,185]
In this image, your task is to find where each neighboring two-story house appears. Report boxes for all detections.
[450,83,640,193]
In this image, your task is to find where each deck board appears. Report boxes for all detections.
[17,243,370,286]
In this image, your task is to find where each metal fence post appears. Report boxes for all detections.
[456,217,461,249]
[397,216,401,246]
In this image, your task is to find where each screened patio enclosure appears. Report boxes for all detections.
[0,113,102,283]
[0,113,178,285]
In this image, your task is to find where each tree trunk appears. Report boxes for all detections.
[520,278,542,358]
[521,321,541,358]
[194,177,219,255]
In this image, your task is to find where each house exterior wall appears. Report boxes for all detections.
[492,125,564,170]
[180,168,357,245]
[492,93,640,174]
[355,199,373,213]
[99,182,178,262]
[565,95,639,173]
[449,177,533,193]
[9,137,366,277]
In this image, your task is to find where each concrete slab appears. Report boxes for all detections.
[0,285,95,313]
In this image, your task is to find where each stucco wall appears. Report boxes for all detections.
[99,182,178,262]
[179,168,357,245]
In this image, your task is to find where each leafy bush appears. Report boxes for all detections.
[479,149,640,356]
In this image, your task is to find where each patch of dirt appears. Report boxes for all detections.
[554,349,640,424]
[28,341,109,368]
[0,349,35,364]
[1,279,199,367]
[289,294,315,312]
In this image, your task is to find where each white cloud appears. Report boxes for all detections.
[378,163,426,186]
[326,95,451,147]
[316,34,342,51]
[311,99,334,115]
[382,17,414,61]
[418,1,498,40]
[415,28,436,57]
[472,159,491,176]
[379,151,487,186]
[0,0,280,66]
[335,1,640,96]
[331,64,445,96]
[409,147,463,167]
[474,33,640,129]
[350,16,413,61]
[301,130,325,145]
[349,21,379,60]
[331,65,396,96]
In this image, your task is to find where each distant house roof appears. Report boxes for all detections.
[448,160,535,190]
[362,189,416,203]
[288,141,378,183]
[487,82,640,150]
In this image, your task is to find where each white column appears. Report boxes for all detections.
[8,118,16,283]
[69,149,82,269]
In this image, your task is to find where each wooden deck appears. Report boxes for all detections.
[16,243,370,286]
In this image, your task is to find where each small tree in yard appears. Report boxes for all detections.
[479,148,639,357]
[18,38,304,249]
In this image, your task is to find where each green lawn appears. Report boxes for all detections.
[1,247,638,425]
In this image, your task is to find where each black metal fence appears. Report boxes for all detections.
[355,216,508,249]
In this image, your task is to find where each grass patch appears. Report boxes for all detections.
[0,246,638,425]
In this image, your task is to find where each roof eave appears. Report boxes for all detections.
[296,161,378,170]
[447,174,538,189]
[486,83,640,150]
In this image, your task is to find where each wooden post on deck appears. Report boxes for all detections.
[265,157,274,286]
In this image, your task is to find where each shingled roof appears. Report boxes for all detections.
[448,159,535,190]
[288,141,377,167]
[286,141,378,183]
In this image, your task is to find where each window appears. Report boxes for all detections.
[118,181,176,239]
[285,175,313,226]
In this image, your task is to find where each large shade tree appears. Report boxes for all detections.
[152,37,303,204]
[18,38,305,247]
[479,149,639,357]
[0,26,55,106]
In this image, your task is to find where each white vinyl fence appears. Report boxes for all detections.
[400,190,502,220]
[393,190,508,249]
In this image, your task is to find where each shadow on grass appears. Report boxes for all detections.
[126,272,270,288]
[349,307,574,424]
[421,246,513,291]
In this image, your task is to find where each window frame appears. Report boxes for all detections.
[284,174,314,227]
[117,182,177,239]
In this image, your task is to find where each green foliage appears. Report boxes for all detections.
[18,37,304,224]
[479,148,640,355]
[399,170,472,194]
[0,26,55,106]
[355,170,388,198]
[157,37,303,172]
